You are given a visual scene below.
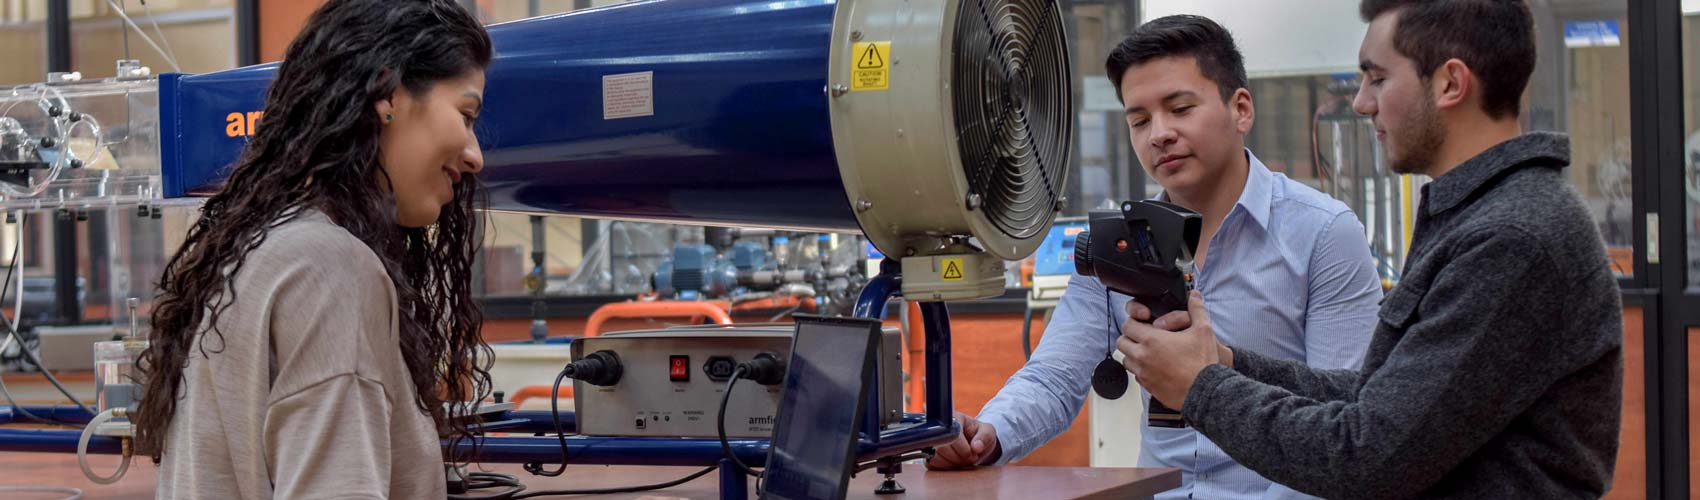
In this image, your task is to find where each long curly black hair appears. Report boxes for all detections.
[134,0,494,462]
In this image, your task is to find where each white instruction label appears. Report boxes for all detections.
[603,71,654,120]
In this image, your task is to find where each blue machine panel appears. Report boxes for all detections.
[161,0,859,232]
[1033,218,1088,277]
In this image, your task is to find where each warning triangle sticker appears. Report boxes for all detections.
[857,44,885,69]
[942,261,964,280]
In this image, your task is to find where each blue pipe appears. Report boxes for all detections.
[921,301,956,426]
[0,429,121,454]
[861,420,956,459]
[453,434,771,466]
[852,262,900,320]
[493,410,578,435]
[450,418,954,466]
[0,409,952,461]
[854,266,900,442]
[471,407,947,450]
[493,336,578,345]
[718,458,749,499]
[487,410,929,441]
[0,405,96,425]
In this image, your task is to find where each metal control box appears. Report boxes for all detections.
[571,325,904,438]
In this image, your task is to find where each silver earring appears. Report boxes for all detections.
[384,113,393,123]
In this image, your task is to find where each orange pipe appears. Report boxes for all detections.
[583,300,733,337]
[905,301,926,413]
[510,384,573,408]
[729,296,819,314]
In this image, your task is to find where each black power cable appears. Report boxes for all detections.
[3,319,96,417]
[475,356,725,499]
[718,353,784,478]
[0,214,87,426]
[448,471,526,500]
[523,351,624,477]
[0,215,56,426]
[521,369,573,477]
[1020,304,1035,360]
[509,465,716,498]
[717,364,760,477]
[464,464,717,500]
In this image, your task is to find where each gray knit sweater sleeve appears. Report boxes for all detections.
[1229,348,1360,403]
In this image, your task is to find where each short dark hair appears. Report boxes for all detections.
[1105,15,1248,103]
[1359,0,1535,119]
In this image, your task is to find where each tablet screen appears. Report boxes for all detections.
[759,316,879,500]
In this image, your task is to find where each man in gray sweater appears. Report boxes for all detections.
[1115,1,1624,499]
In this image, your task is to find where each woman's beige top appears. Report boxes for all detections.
[157,210,445,499]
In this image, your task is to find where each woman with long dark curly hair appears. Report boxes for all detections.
[133,0,492,497]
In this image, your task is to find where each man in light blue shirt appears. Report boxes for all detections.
[925,15,1384,500]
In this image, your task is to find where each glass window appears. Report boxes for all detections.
[0,27,45,86]
[0,0,47,85]
[71,0,236,78]
[1244,74,1414,281]
[1068,1,1141,215]
[1684,5,1700,288]
[478,213,594,296]
[1525,2,1633,278]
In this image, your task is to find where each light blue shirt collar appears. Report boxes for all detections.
[1154,149,1275,230]
[1238,150,1275,230]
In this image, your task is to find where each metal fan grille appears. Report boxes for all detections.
[952,0,1071,240]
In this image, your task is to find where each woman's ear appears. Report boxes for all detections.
[375,97,395,124]
[374,68,401,124]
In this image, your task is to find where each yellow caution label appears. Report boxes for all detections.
[941,257,965,281]
[851,41,890,91]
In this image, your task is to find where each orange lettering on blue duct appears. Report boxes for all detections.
[225,112,244,137]
[225,111,265,137]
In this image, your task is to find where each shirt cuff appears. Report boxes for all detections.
[974,411,1021,466]
[1181,363,1236,429]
